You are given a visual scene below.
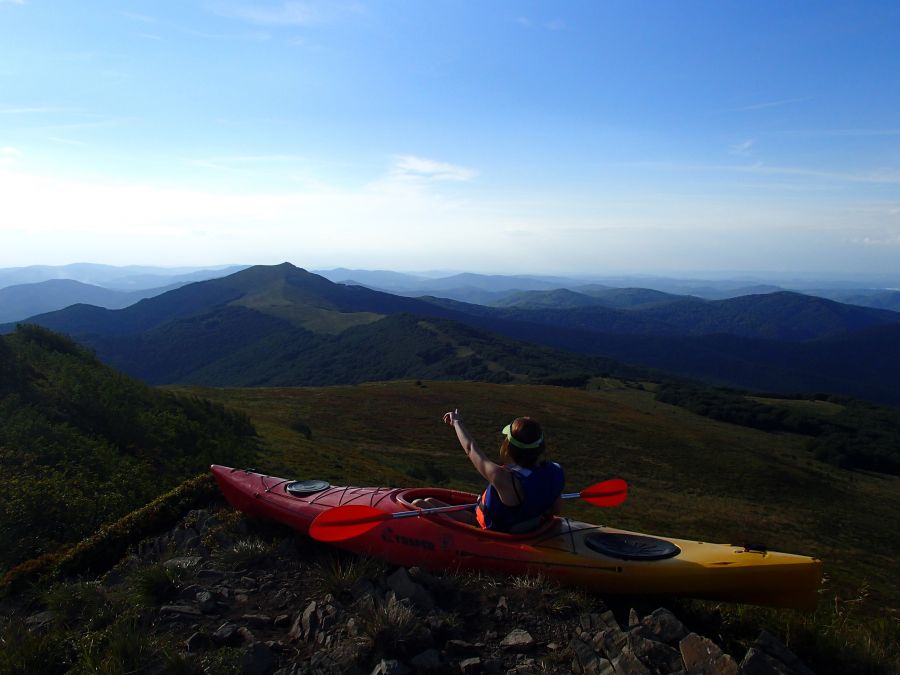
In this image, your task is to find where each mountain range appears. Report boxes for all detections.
[3,263,899,404]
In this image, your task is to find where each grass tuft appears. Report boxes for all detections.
[311,553,386,599]
[130,564,182,606]
[212,537,272,572]
[360,599,423,657]
[44,580,115,630]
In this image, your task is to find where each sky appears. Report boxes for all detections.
[1,1,899,278]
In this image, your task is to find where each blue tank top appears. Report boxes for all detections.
[475,462,565,532]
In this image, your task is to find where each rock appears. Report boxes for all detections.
[163,556,202,570]
[196,591,218,613]
[288,601,317,640]
[611,646,652,675]
[446,639,480,655]
[237,626,257,645]
[626,627,683,672]
[243,642,276,675]
[679,633,739,675]
[595,611,620,631]
[500,629,535,652]
[411,648,443,670]
[640,608,689,644]
[273,614,291,628]
[570,636,615,675]
[386,567,435,610]
[242,613,273,627]
[271,587,294,608]
[159,604,203,618]
[459,657,482,674]
[185,632,209,652]
[301,601,319,638]
[628,608,640,628]
[752,631,815,675]
[740,648,795,675]
[370,658,411,675]
[213,622,239,645]
[25,611,55,630]
[591,626,627,659]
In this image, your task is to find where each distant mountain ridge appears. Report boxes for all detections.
[5,263,899,404]
[0,263,247,291]
[0,279,184,323]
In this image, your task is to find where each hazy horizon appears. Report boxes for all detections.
[2,2,899,276]
[1,260,898,289]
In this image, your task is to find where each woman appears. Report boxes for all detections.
[417,409,565,532]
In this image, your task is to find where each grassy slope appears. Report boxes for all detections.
[171,379,900,611]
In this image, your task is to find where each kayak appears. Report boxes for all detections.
[210,465,822,610]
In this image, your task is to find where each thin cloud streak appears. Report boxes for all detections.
[210,1,322,26]
[730,139,755,156]
[776,128,900,138]
[187,154,309,171]
[617,160,900,186]
[391,155,477,182]
[0,106,70,114]
[717,97,807,113]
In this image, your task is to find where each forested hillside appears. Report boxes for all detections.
[0,325,257,573]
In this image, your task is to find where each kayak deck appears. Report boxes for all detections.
[211,465,822,609]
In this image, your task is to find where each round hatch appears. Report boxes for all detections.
[285,479,330,496]
[585,532,681,561]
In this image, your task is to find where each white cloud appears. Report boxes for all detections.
[1,158,896,274]
[390,155,477,182]
[730,139,755,156]
[0,162,496,268]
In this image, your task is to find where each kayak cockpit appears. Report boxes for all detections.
[396,487,561,540]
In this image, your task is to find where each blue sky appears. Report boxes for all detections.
[1,1,899,277]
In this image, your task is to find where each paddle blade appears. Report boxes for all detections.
[309,505,390,542]
[580,478,628,507]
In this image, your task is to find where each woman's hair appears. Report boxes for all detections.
[502,416,546,468]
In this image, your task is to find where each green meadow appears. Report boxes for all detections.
[172,379,900,610]
[169,379,900,671]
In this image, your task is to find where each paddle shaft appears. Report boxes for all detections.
[381,489,591,522]
[309,478,627,541]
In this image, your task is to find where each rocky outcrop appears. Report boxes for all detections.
[17,506,817,674]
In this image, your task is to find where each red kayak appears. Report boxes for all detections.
[211,465,822,609]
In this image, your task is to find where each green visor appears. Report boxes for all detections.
[501,423,544,449]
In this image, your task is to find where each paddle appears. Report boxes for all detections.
[309,478,627,542]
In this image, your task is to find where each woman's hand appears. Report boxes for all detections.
[443,408,461,427]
